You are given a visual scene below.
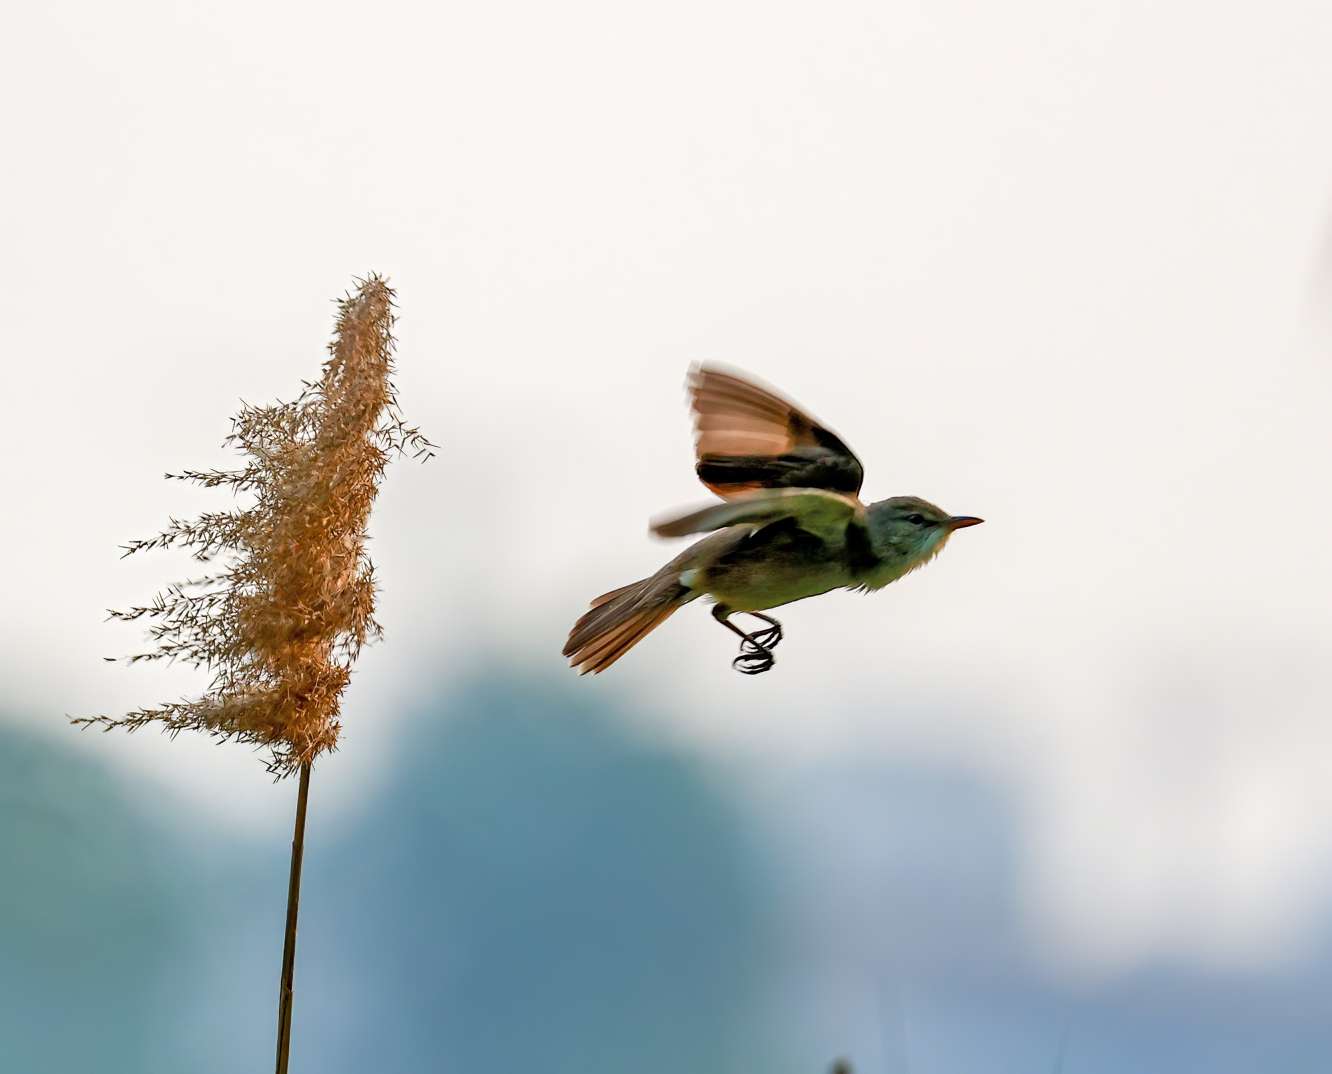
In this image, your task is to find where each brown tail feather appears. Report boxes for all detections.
[564,574,689,674]
[589,581,639,608]
[580,604,677,674]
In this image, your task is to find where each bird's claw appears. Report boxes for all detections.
[733,619,780,673]
[732,647,775,675]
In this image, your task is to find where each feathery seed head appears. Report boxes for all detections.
[77,275,433,777]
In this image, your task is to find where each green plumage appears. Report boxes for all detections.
[663,494,970,612]
[565,365,982,674]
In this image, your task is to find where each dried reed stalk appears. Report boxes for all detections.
[76,274,432,1072]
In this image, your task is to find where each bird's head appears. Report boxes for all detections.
[867,496,984,572]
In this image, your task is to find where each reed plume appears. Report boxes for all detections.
[76,274,431,1072]
[77,273,431,775]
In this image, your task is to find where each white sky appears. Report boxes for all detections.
[4,0,1332,979]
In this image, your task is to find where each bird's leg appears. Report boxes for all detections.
[744,612,783,651]
[712,604,776,675]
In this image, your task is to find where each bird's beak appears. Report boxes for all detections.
[947,516,984,530]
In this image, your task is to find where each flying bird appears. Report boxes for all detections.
[563,364,983,675]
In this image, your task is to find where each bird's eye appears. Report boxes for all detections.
[906,513,928,526]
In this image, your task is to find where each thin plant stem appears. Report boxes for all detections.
[275,761,312,1074]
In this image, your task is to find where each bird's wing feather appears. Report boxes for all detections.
[689,363,865,499]
[652,488,865,545]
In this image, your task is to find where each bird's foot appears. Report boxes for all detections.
[747,622,783,650]
[732,646,775,675]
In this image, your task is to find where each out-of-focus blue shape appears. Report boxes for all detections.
[0,726,193,1074]
[291,671,780,1074]
[759,755,1332,1074]
[16,672,1332,1074]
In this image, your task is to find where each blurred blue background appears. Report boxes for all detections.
[7,0,1332,1070]
[11,669,1332,1072]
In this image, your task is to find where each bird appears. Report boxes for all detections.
[563,363,983,675]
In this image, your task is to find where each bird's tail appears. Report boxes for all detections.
[563,571,691,674]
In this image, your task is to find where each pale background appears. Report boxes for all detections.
[4,1,1332,1070]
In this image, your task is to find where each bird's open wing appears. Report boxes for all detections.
[652,488,865,546]
[689,363,865,499]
